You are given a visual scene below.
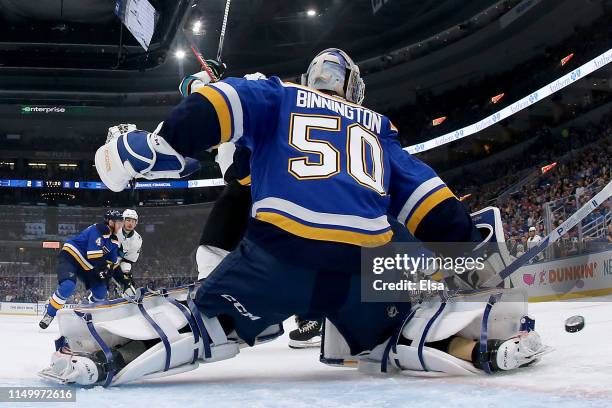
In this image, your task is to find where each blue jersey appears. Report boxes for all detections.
[62,223,119,271]
[162,77,459,247]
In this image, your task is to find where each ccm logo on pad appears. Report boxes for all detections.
[221,294,261,321]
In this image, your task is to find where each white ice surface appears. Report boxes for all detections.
[2,298,612,408]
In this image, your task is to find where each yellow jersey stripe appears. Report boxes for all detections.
[196,86,232,144]
[237,175,252,186]
[88,253,104,259]
[407,186,456,234]
[49,298,64,310]
[63,243,94,269]
[63,247,93,270]
[256,211,393,247]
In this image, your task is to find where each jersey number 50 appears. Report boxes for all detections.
[288,113,385,195]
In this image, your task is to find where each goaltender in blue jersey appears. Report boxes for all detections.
[95,48,480,351]
[43,49,549,387]
[168,78,476,246]
[99,63,476,248]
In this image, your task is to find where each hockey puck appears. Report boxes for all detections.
[564,315,585,333]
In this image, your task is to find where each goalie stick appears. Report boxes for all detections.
[482,179,612,287]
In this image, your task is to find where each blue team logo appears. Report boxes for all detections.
[96,237,102,247]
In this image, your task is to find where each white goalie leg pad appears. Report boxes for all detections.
[401,289,526,342]
[428,207,515,288]
[469,207,514,288]
[196,245,229,281]
[113,314,240,385]
[113,318,284,385]
[113,335,203,385]
[56,288,195,352]
[359,340,480,377]
[46,287,240,386]
[358,289,528,376]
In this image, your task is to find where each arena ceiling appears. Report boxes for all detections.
[0,0,498,72]
[0,0,607,103]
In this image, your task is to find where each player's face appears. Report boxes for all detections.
[109,219,124,233]
[124,218,137,231]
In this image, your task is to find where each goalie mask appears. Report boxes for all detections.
[301,48,365,105]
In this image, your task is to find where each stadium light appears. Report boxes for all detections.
[175,49,186,59]
[192,20,202,34]
[307,9,317,17]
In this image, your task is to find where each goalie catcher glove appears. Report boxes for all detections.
[94,125,200,192]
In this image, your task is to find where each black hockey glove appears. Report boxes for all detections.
[96,261,114,281]
[116,271,135,291]
[205,59,227,80]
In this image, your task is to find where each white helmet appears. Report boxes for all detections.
[123,209,138,221]
[301,48,365,105]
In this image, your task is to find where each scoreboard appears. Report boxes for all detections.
[0,178,225,190]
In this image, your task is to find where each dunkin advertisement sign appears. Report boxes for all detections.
[512,249,612,301]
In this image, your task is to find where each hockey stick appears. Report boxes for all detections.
[183,0,231,80]
[184,32,221,82]
[217,0,231,62]
[482,179,612,287]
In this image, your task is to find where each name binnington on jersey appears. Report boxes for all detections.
[295,89,382,134]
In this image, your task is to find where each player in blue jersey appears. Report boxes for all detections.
[182,68,325,348]
[38,210,123,329]
[60,49,546,386]
[96,48,480,348]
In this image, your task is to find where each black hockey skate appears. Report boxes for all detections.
[289,318,322,349]
[39,311,54,330]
